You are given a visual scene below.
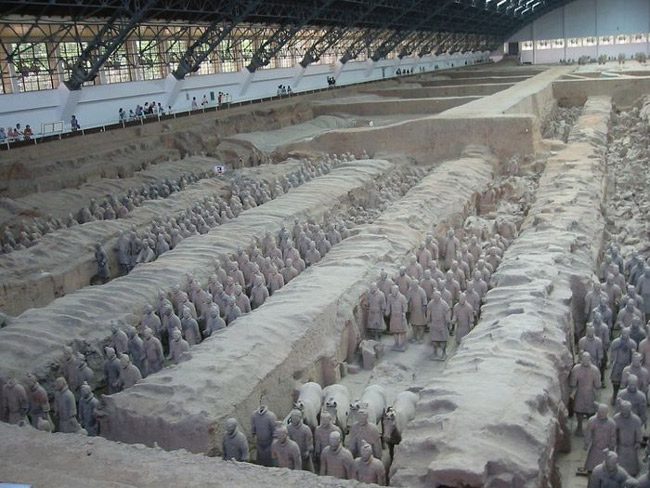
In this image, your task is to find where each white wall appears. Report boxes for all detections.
[0,51,488,135]
[509,0,650,64]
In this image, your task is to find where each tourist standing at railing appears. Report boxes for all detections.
[191,96,198,111]
[0,127,6,143]
[201,94,208,109]
[71,115,80,132]
[23,125,33,141]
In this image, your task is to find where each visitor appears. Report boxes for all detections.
[23,124,33,141]
[0,127,6,143]
[157,102,165,115]
[287,86,293,95]
[191,96,199,111]
[119,108,126,122]
[277,85,283,96]
[71,115,80,131]
[201,94,208,109]
[7,127,18,140]
[128,109,135,121]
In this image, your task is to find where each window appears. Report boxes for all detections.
[615,35,630,45]
[536,40,551,50]
[521,41,533,51]
[552,38,564,48]
[165,39,188,74]
[102,46,131,84]
[10,42,54,92]
[567,38,582,47]
[599,36,613,45]
[135,40,162,80]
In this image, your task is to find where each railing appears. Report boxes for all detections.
[0,58,488,151]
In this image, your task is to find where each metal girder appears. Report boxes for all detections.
[64,0,158,90]
[246,0,338,72]
[298,0,394,69]
[398,31,434,58]
[172,0,260,79]
[370,0,457,62]
[417,32,446,57]
[434,32,461,56]
[339,28,379,64]
[299,26,347,68]
[0,0,577,41]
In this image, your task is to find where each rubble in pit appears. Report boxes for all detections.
[605,100,650,255]
[543,105,582,142]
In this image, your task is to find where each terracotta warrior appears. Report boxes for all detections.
[78,382,100,436]
[320,431,354,479]
[427,290,451,360]
[570,352,601,436]
[584,403,616,472]
[610,328,637,404]
[104,347,122,394]
[394,266,410,295]
[54,377,82,433]
[181,308,201,345]
[143,327,164,375]
[250,276,269,309]
[271,425,302,470]
[314,412,342,468]
[613,400,642,477]
[222,417,249,462]
[347,409,382,459]
[622,353,649,397]
[204,305,226,337]
[352,441,386,485]
[452,293,474,344]
[616,375,647,427]
[406,279,427,343]
[94,243,111,283]
[126,326,146,375]
[365,283,386,340]
[25,373,52,430]
[118,354,142,390]
[111,323,129,355]
[168,329,190,364]
[579,324,604,372]
[252,405,278,467]
[1,377,28,424]
[386,285,409,352]
[287,409,314,471]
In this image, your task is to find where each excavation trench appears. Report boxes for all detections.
[327,162,541,475]
[99,146,496,454]
[0,158,398,396]
[390,96,611,488]
[0,158,317,315]
[0,154,218,235]
[84,160,426,398]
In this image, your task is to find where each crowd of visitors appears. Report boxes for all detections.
[276,85,293,96]
[0,123,34,143]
